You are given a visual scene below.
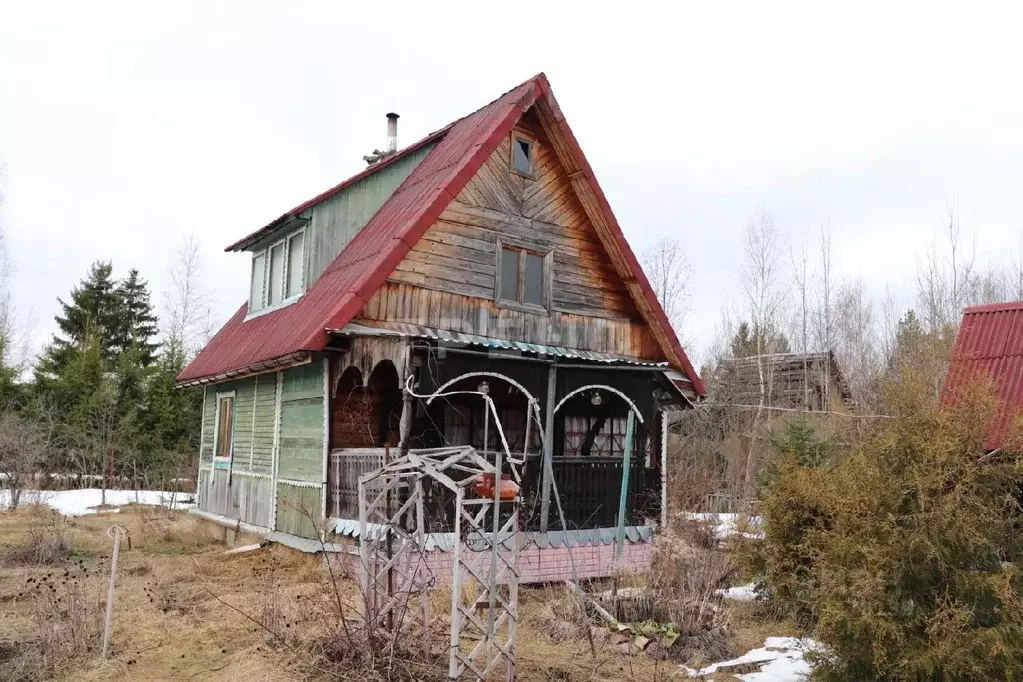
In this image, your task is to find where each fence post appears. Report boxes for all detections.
[101,525,128,658]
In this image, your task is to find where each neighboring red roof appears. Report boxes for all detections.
[942,301,1023,449]
[178,74,706,396]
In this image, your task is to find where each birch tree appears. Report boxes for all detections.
[164,232,215,359]
[642,236,692,340]
[738,211,786,498]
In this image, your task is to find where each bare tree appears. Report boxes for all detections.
[916,201,978,335]
[738,211,786,498]
[832,278,881,408]
[791,241,811,409]
[642,236,692,340]
[164,232,215,358]
[0,412,52,509]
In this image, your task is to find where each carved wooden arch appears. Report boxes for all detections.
[552,384,645,424]
[332,364,364,397]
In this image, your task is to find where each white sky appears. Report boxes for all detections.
[3,1,1023,368]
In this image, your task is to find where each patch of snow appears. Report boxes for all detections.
[681,636,820,681]
[716,582,761,601]
[684,512,764,541]
[0,488,195,516]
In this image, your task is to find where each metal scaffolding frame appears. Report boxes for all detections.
[358,376,527,680]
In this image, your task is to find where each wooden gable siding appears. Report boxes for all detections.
[302,143,436,285]
[366,111,662,361]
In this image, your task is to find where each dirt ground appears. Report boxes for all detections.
[0,504,787,681]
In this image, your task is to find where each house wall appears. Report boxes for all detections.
[241,143,436,305]
[304,143,436,284]
[195,361,328,540]
[275,362,326,539]
[197,374,277,527]
[356,112,663,362]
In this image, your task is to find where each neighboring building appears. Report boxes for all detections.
[177,73,704,581]
[712,351,852,413]
[942,301,1023,450]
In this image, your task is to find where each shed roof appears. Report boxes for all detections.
[942,301,1023,449]
[178,74,704,395]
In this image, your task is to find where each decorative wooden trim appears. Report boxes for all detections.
[270,371,283,530]
[660,410,669,529]
[230,470,273,479]
[278,478,323,489]
[249,375,258,471]
[197,386,207,502]
[321,357,330,528]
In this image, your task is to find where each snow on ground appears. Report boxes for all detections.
[0,488,195,516]
[681,636,819,681]
[685,512,764,541]
[716,582,761,601]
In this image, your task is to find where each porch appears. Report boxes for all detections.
[327,448,661,532]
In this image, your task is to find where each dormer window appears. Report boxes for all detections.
[512,137,533,176]
[249,228,306,314]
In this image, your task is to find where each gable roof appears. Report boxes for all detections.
[178,74,705,395]
[942,301,1023,449]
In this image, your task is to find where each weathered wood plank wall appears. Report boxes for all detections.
[358,110,663,361]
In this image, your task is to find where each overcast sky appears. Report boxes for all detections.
[3,1,1023,367]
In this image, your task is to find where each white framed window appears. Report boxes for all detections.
[212,391,236,462]
[286,231,305,298]
[250,252,266,312]
[248,227,306,315]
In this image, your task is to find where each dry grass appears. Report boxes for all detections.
[0,503,783,681]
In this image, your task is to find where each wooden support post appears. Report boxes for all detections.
[613,411,636,561]
[539,365,557,532]
[660,410,670,529]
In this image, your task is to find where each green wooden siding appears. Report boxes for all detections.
[275,483,322,539]
[232,379,255,466]
[200,387,216,464]
[250,373,277,474]
[277,362,324,482]
[305,143,435,283]
[281,363,324,401]
[197,375,277,473]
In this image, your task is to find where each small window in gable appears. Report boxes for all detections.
[512,137,533,175]
[250,252,266,312]
[496,241,550,311]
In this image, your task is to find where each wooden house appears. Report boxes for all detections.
[177,74,705,581]
[713,351,852,413]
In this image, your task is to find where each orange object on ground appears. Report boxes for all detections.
[472,473,519,500]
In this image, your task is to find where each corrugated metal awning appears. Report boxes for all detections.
[328,321,669,367]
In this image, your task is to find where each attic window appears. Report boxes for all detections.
[512,137,533,175]
[248,226,307,315]
[496,240,550,311]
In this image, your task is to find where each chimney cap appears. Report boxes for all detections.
[386,112,399,120]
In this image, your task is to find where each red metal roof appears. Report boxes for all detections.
[178,74,706,395]
[942,301,1023,449]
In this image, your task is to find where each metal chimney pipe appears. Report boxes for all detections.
[386,112,399,154]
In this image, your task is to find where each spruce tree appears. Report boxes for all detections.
[36,261,120,380]
[113,268,159,367]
